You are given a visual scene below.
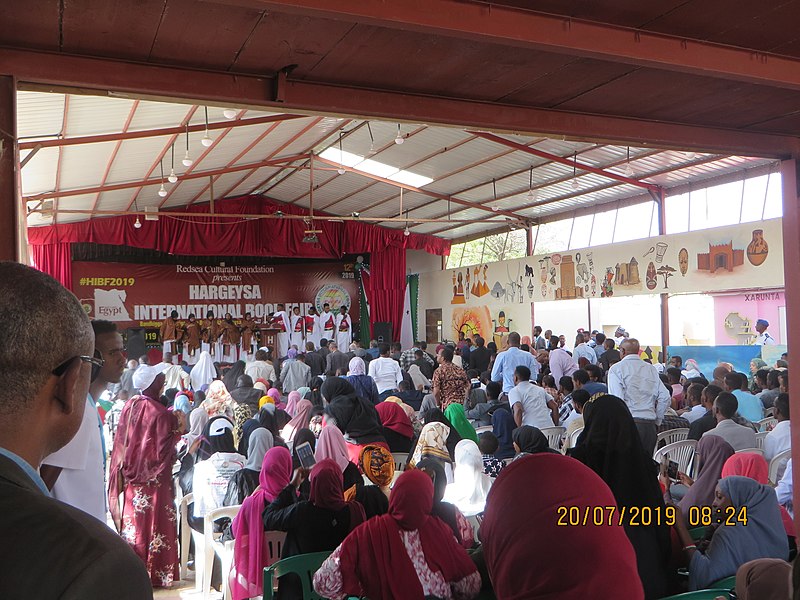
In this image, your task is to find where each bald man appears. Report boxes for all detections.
[0,262,150,598]
[607,338,671,453]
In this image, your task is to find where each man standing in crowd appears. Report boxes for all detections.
[162,352,190,391]
[432,346,470,411]
[368,343,404,402]
[754,318,777,345]
[399,341,435,372]
[509,365,558,429]
[290,306,304,350]
[320,303,336,342]
[0,262,151,598]
[245,348,277,383]
[533,326,547,351]
[545,339,578,384]
[765,393,791,463]
[325,341,350,375]
[280,349,311,392]
[598,338,621,371]
[572,332,597,365]
[703,392,757,451]
[160,309,181,360]
[270,304,291,358]
[336,305,352,351]
[468,336,491,373]
[304,342,326,377]
[305,306,321,349]
[41,319,125,522]
[491,332,539,399]
[607,338,671,453]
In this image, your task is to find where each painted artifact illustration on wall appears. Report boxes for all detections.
[746,229,769,266]
[451,306,493,341]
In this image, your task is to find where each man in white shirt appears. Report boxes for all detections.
[305,306,322,349]
[162,352,190,391]
[607,338,671,454]
[754,318,777,345]
[320,303,337,343]
[41,319,127,522]
[702,392,757,451]
[245,348,277,383]
[509,365,558,429]
[290,306,304,349]
[270,304,292,358]
[765,393,791,468]
[368,343,404,401]
[335,305,352,352]
[572,333,597,365]
[775,458,793,517]
[679,383,707,424]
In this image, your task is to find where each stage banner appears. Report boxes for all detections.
[72,261,360,334]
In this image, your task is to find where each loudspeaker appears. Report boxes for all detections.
[373,322,392,344]
[125,328,147,361]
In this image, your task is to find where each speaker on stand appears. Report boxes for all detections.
[373,322,393,344]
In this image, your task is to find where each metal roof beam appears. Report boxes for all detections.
[91,100,140,213]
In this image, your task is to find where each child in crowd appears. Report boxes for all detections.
[479,432,505,478]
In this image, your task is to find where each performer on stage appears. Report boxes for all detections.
[183,313,202,365]
[290,306,304,350]
[335,305,352,351]
[270,304,291,359]
[320,302,336,343]
[240,311,258,360]
[201,310,220,359]
[220,312,241,363]
[160,310,181,363]
[305,306,321,349]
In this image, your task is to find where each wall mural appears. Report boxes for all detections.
[427,218,785,341]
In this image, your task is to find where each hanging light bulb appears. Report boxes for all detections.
[571,178,580,190]
[366,122,377,155]
[337,131,346,174]
[394,124,404,145]
[337,167,346,175]
[182,124,193,166]
[526,166,537,201]
[624,147,635,177]
[158,183,168,197]
[223,108,238,120]
[491,204,500,212]
[571,152,579,190]
[134,217,142,229]
[404,226,410,236]
[168,168,178,184]
[201,107,213,146]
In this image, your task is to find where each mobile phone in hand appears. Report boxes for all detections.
[295,441,316,470]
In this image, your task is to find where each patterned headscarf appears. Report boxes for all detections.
[360,444,395,488]
[202,380,234,417]
[410,422,451,468]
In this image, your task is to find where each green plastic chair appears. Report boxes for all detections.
[709,575,736,590]
[262,551,332,600]
[689,526,707,541]
[659,590,732,599]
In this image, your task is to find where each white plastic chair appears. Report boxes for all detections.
[757,417,777,432]
[474,425,493,435]
[391,452,409,472]
[569,426,584,448]
[736,447,765,456]
[755,431,769,449]
[655,428,689,453]
[178,492,194,583]
[769,448,792,485]
[260,530,288,594]
[203,505,241,600]
[653,440,697,475]
[540,426,566,451]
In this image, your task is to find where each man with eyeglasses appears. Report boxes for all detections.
[0,263,150,598]
[41,319,126,522]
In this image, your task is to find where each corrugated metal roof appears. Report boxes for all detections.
[20,91,774,240]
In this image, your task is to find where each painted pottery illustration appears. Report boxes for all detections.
[746,229,769,266]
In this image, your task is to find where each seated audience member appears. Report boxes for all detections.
[541,374,560,401]
[0,263,152,598]
[419,408,462,460]
[779,370,789,393]
[556,376,575,426]
[509,366,558,429]
[289,428,316,500]
[465,369,487,409]
[444,402,479,444]
[666,367,684,408]
[711,364,733,388]
[757,370,781,409]
[689,385,724,440]
[230,446,292,600]
[662,436,734,512]
[512,425,558,458]
[764,392,791,466]
[345,357,379,406]
[491,407,516,460]
[703,392,757,451]
[281,399,314,447]
[562,389,590,451]
[478,432,505,477]
[315,426,362,497]
[230,374,263,414]
[444,440,493,517]
[375,399,414,453]
[416,457,475,549]
[322,377,388,463]
[725,372,763,423]
[735,558,792,600]
[408,360,432,392]
[657,408,691,435]
[224,427,274,505]
[775,458,793,518]
[570,395,670,598]
[465,381,504,426]
[396,379,426,411]
[355,444,393,519]
[263,459,366,599]
[314,470,480,600]
[481,454,644,600]
[672,476,789,590]
[573,367,607,398]
[679,383,706,424]
[681,358,703,380]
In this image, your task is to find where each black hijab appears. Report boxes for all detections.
[422,408,461,459]
[309,376,325,409]
[257,409,287,449]
[416,457,460,542]
[322,377,385,445]
[162,387,179,408]
[512,426,558,455]
[197,416,237,460]
[291,428,317,469]
[237,419,263,456]
[223,360,246,391]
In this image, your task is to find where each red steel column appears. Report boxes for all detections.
[780,159,800,524]
[0,76,18,261]
[658,189,670,355]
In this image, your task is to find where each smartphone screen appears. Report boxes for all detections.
[295,441,316,470]
[667,460,679,480]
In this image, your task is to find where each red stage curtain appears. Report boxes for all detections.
[30,241,73,291]
[366,247,407,341]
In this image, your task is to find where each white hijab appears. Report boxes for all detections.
[443,439,493,517]
[190,351,216,391]
[408,364,430,390]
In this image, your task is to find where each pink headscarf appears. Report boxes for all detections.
[521,335,532,346]
[315,425,351,472]
[266,387,283,410]
[230,446,292,600]
[282,399,314,443]
[285,390,301,417]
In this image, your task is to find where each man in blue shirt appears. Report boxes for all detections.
[572,368,608,398]
[572,333,598,365]
[724,371,763,423]
[491,332,539,397]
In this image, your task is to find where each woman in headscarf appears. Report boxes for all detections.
[314,469,481,600]
[444,403,479,444]
[421,408,462,459]
[409,422,454,482]
[672,476,789,590]
[190,350,217,391]
[662,436,735,515]
[735,558,792,600]
[345,356,379,405]
[262,459,366,600]
[253,380,268,397]
[408,363,431,392]
[257,408,287,449]
[173,393,192,415]
[236,418,261,457]
[308,376,325,409]
[748,358,768,393]
[681,358,703,381]
[491,408,516,460]
[290,428,316,500]
[512,425,558,458]
[281,399,313,446]
[355,444,393,519]
[230,446,293,600]
[224,427,274,506]
[297,386,311,402]
[266,387,283,409]
[315,425,362,498]
[223,360,247,391]
[481,454,644,599]
[284,390,301,418]
[444,439,493,517]
[322,377,387,463]
[570,394,670,599]
[415,457,474,549]
[202,380,235,417]
[375,400,414,453]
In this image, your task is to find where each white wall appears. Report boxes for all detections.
[406,249,443,275]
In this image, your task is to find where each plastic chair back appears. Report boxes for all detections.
[769,447,792,484]
[262,551,332,600]
[569,426,584,448]
[735,447,764,456]
[755,431,769,449]
[474,425,493,435]
[391,452,409,472]
[655,428,689,453]
[653,439,697,475]
[757,417,777,432]
[178,492,193,582]
[540,426,566,450]
[709,574,736,590]
[204,504,241,600]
